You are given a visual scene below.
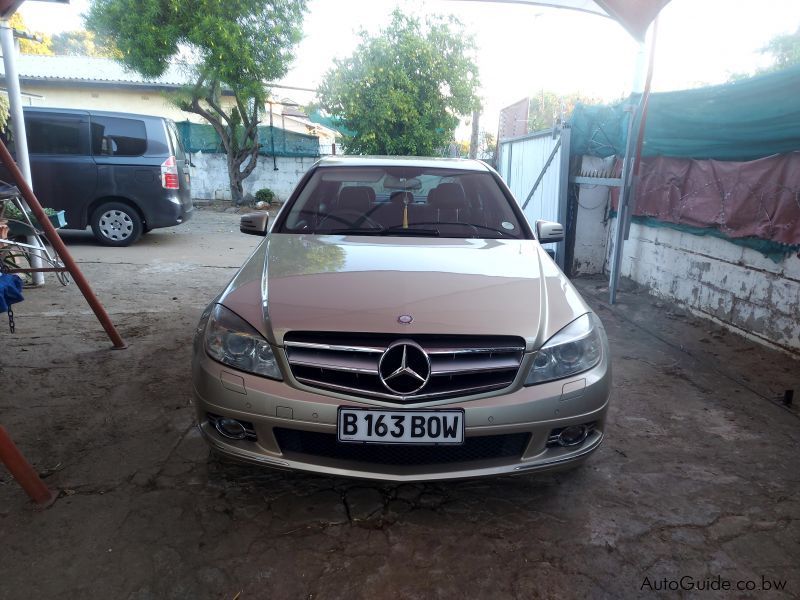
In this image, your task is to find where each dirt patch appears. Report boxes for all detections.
[1,213,798,599]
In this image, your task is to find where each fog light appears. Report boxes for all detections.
[557,425,588,447]
[215,418,248,440]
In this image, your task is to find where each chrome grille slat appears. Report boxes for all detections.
[430,355,521,374]
[426,346,524,355]
[284,341,384,354]
[290,360,379,375]
[294,376,512,401]
[284,332,525,404]
[285,346,379,374]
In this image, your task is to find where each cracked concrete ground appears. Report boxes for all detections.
[1,209,798,599]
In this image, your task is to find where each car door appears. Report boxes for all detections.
[25,111,97,229]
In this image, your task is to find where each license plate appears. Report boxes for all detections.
[337,407,465,445]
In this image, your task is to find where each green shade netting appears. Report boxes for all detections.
[175,122,320,157]
[570,64,800,161]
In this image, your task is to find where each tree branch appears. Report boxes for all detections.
[189,96,232,155]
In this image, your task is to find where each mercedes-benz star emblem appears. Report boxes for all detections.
[378,340,431,395]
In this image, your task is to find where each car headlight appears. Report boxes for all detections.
[525,313,603,385]
[204,304,282,380]
[193,303,214,353]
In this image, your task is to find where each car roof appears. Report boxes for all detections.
[316,155,492,172]
[22,106,170,122]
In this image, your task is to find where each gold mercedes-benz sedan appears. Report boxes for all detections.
[192,156,611,481]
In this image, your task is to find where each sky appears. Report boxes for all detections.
[16,0,800,139]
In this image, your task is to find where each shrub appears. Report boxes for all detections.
[254,188,275,205]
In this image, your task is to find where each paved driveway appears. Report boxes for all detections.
[1,209,798,599]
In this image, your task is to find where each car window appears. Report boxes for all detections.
[26,114,87,155]
[165,120,186,158]
[90,116,147,156]
[278,166,528,239]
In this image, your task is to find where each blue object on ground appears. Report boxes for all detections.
[0,273,24,312]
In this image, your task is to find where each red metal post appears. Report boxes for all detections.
[0,139,127,348]
[0,426,57,507]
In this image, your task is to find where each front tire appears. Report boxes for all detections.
[90,202,143,246]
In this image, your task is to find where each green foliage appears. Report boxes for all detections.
[255,188,275,205]
[87,0,306,105]
[0,95,9,132]
[478,130,496,162]
[9,13,53,55]
[1,202,57,219]
[528,91,601,132]
[318,10,480,156]
[87,0,307,204]
[51,30,121,58]
[268,236,346,278]
[729,24,800,81]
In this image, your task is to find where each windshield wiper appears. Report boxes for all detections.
[379,227,440,237]
[322,228,384,236]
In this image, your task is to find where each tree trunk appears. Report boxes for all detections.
[228,159,245,206]
[186,82,261,207]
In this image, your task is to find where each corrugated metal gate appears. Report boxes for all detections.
[497,126,571,269]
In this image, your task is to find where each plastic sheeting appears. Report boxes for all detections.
[571,64,800,161]
[610,153,800,249]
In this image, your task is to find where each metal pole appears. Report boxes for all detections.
[555,125,571,271]
[609,20,658,304]
[281,112,287,155]
[1,22,44,286]
[269,102,278,171]
[0,138,127,349]
[0,425,58,507]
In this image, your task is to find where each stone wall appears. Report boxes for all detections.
[611,219,800,354]
[189,152,318,202]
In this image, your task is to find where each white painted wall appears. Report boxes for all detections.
[20,84,232,123]
[189,152,317,202]
[572,155,613,275]
[571,154,800,353]
[611,217,800,353]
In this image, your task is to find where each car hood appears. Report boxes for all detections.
[219,234,590,351]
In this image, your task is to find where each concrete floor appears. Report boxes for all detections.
[1,209,798,599]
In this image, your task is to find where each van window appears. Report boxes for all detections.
[26,114,87,155]
[90,116,147,156]
[166,120,185,158]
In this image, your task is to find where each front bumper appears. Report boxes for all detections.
[192,350,611,482]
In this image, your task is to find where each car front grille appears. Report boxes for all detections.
[273,428,531,466]
[283,332,526,403]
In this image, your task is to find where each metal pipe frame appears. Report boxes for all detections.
[0,22,44,286]
[608,19,659,304]
[0,139,127,349]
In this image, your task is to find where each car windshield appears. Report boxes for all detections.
[278,166,528,239]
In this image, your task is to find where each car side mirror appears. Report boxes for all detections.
[240,212,269,236]
[536,220,564,243]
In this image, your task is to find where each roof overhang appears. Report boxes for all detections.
[0,75,236,95]
[453,0,671,41]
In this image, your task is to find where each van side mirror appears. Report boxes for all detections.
[536,220,564,243]
[240,212,269,236]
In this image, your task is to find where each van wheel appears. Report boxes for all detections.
[90,202,143,246]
